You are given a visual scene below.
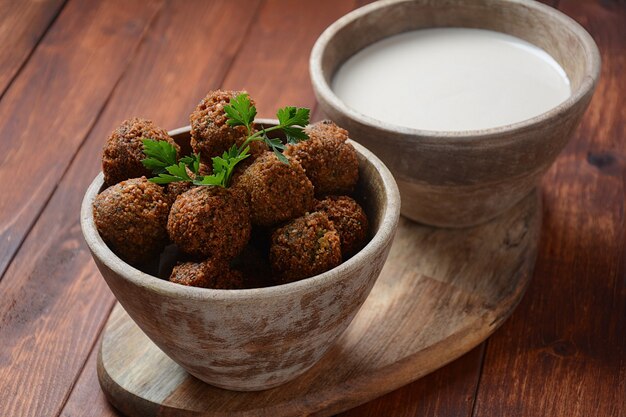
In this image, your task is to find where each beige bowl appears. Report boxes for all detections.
[81,123,400,391]
[310,0,600,227]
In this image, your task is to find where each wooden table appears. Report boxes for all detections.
[0,1,623,416]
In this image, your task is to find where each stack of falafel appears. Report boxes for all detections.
[93,90,369,289]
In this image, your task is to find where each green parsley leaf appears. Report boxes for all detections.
[165,162,192,181]
[150,174,184,184]
[264,135,285,151]
[262,134,289,165]
[275,106,310,146]
[224,93,256,133]
[193,171,226,186]
[276,106,310,128]
[148,161,193,184]
[180,153,201,174]
[282,126,309,144]
[190,145,250,188]
[141,138,178,174]
[273,148,289,164]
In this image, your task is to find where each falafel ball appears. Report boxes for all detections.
[284,120,358,196]
[102,118,179,186]
[167,186,251,259]
[169,258,244,289]
[315,195,369,257]
[190,90,267,165]
[234,151,314,227]
[269,212,341,283]
[307,119,350,142]
[93,177,170,264]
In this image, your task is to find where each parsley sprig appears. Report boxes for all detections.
[141,139,178,174]
[141,93,310,187]
[224,93,310,164]
[142,139,205,183]
[142,141,248,188]
[193,145,250,186]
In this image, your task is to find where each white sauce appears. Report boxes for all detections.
[332,28,571,131]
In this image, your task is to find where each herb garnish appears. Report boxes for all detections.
[141,139,178,174]
[141,93,310,187]
[224,93,310,164]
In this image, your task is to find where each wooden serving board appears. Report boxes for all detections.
[98,191,541,417]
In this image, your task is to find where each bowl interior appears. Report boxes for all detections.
[313,0,600,135]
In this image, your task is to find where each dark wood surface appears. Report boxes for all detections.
[0,0,623,416]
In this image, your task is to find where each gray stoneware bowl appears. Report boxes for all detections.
[310,0,600,227]
[81,122,400,391]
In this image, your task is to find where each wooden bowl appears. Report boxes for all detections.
[310,0,600,227]
[80,123,400,391]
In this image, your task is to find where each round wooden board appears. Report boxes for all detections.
[98,191,541,417]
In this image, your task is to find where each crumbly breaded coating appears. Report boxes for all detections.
[166,181,196,200]
[93,177,170,264]
[167,186,251,259]
[284,120,359,196]
[306,119,350,142]
[189,90,267,165]
[315,195,369,257]
[102,118,179,186]
[169,258,244,289]
[270,212,341,283]
[234,152,314,227]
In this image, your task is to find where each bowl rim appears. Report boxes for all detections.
[309,0,601,141]
[81,122,401,301]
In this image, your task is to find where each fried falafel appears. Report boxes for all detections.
[284,120,359,196]
[234,152,314,227]
[102,118,179,186]
[167,186,251,259]
[190,90,267,165]
[93,177,170,264]
[315,195,369,257]
[169,258,244,289]
[269,212,341,283]
[307,119,350,142]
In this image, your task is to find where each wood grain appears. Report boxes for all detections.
[60,338,119,417]
[222,0,358,117]
[97,190,540,417]
[472,1,626,416]
[0,0,66,96]
[0,0,163,280]
[0,1,262,416]
[340,346,485,417]
[0,0,622,416]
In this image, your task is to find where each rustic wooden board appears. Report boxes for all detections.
[98,190,540,417]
